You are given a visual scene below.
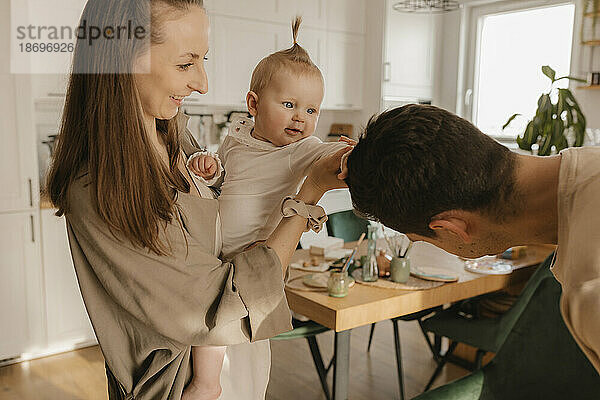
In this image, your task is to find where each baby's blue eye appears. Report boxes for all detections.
[283,102,293,108]
[307,108,316,115]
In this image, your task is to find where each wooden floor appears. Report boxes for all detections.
[0,321,467,400]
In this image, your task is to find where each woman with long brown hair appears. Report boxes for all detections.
[46,0,350,399]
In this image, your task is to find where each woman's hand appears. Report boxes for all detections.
[302,146,353,200]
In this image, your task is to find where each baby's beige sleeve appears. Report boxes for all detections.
[290,137,347,177]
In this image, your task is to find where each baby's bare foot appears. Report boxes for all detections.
[181,381,222,400]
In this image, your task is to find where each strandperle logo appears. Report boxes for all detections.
[10,0,152,74]
[15,20,147,46]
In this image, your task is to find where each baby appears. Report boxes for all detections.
[182,17,350,400]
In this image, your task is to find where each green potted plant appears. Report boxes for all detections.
[503,65,587,156]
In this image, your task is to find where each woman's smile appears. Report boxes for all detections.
[169,95,186,106]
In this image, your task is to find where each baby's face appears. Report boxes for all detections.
[251,69,324,147]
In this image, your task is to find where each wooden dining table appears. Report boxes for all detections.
[285,241,555,400]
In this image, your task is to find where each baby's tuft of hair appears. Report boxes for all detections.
[250,16,323,95]
[292,15,301,44]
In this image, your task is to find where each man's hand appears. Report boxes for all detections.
[189,154,218,180]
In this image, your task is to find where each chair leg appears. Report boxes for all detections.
[434,334,442,356]
[424,341,459,392]
[326,356,334,374]
[417,320,440,362]
[306,336,331,400]
[475,349,486,370]
[367,323,376,352]
[392,319,406,400]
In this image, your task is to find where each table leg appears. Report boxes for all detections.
[333,329,351,400]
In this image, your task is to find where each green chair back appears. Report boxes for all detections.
[414,254,600,400]
[484,256,557,351]
[326,210,370,243]
[271,320,330,340]
[478,265,600,399]
[422,255,558,353]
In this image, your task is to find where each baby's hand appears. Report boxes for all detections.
[338,135,357,146]
[189,154,218,179]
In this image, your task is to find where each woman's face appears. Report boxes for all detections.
[135,5,209,123]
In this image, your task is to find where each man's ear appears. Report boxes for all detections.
[246,91,259,117]
[429,211,473,243]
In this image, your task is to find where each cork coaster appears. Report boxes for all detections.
[285,275,328,292]
[285,272,355,292]
[352,269,445,290]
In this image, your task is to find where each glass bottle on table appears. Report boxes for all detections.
[362,225,379,282]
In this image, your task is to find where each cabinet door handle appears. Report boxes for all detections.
[30,215,35,243]
[28,178,33,207]
[383,62,391,82]
[335,103,355,108]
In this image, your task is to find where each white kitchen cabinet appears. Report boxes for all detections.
[206,0,326,27]
[293,0,327,29]
[276,25,327,72]
[326,0,366,34]
[205,0,284,23]
[323,31,364,110]
[199,2,366,111]
[40,210,96,349]
[0,212,42,361]
[211,16,287,107]
[1,71,38,213]
[383,1,440,101]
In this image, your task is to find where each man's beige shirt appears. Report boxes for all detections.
[554,146,600,374]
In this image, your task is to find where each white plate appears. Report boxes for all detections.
[411,266,458,282]
[464,258,513,275]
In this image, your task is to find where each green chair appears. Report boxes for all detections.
[271,319,333,400]
[413,254,600,400]
[419,254,557,391]
[325,209,370,243]
[326,210,440,400]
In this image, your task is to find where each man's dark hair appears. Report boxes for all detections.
[345,104,518,237]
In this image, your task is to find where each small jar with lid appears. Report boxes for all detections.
[327,271,350,297]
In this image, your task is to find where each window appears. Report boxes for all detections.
[469,3,575,140]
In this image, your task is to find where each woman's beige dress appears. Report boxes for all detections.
[64,115,292,400]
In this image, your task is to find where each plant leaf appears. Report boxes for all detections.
[542,65,556,82]
[552,119,565,149]
[576,109,587,128]
[539,132,552,156]
[502,113,521,130]
[566,107,574,126]
[574,122,585,147]
[518,121,534,150]
[557,89,566,121]
[555,75,587,83]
